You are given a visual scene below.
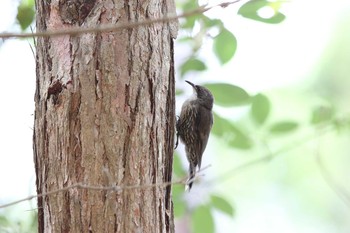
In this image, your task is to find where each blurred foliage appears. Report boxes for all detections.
[238,0,285,24]
[180,58,207,76]
[192,205,214,233]
[178,0,286,77]
[250,93,270,125]
[212,112,253,149]
[16,0,35,30]
[204,83,250,107]
[0,208,37,233]
[311,105,334,125]
[0,0,37,230]
[210,195,235,216]
[213,28,237,64]
[175,0,288,232]
[174,0,350,233]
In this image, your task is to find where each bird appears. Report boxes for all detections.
[175,80,214,190]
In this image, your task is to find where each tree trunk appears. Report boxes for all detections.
[33,0,177,232]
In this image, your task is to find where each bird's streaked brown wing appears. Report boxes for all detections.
[194,104,213,169]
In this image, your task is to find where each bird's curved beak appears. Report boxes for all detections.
[185,80,195,88]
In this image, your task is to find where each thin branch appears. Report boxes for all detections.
[0,1,241,39]
[0,182,178,209]
[316,144,350,208]
[0,165,211,209]
[28,26,36,59]
[210,126,335,185]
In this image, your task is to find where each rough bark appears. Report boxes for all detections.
[33,0,177,232]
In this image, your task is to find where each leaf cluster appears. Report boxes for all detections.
[174,0,350,232]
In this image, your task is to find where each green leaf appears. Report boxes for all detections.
[213,29,237,64]
[205,83,251,107]
[0,215,10,225]
[211,195,235,216]
[212,113,253,149]
[269,121,298,134]
[17,0,35,30]
[229,130,252,149]
[211,112,228,136]
[202,16,223,28]
[311,106,334,124]
[192,205,214,233]
[182,15,199,29]
[238,0,286,24]
[180,58,207,76]
[251,93,270,125]
[181,0,199,11]
[180,1,200,29]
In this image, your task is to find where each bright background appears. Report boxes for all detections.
[1,0,350,232]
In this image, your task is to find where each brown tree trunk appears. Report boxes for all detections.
[33,0,177,232]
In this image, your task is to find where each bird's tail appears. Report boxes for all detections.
[185,164,196,191]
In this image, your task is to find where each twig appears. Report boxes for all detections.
[0,1,241,39]
[0,182,178,209]
[0,165,210,209]
[316,143,350,208]
[28,26,36,60]
[210,126,335,185]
